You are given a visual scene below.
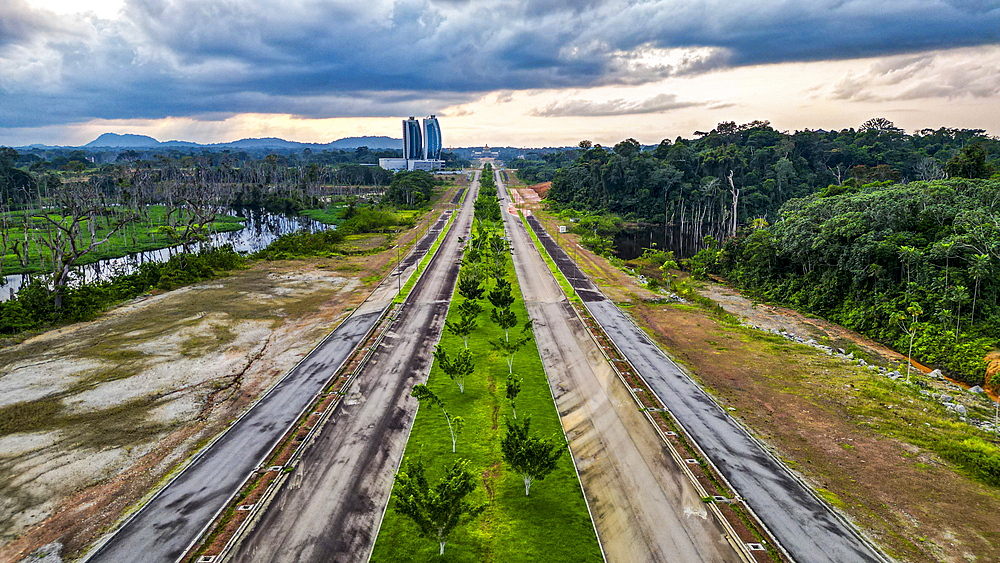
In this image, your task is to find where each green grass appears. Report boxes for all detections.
[300,203,348,225]
[371,223,602,562]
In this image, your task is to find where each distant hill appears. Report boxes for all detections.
[85,133,162,148]
[327,136,401,149]
[80,133,401,150]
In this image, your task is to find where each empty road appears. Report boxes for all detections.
[85,198,457,563]
[522,196,887,563]
[496,171,741,562]
[231,172,479,562]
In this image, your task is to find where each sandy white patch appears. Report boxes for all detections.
[0,359,104,408]
[0,431,61,458]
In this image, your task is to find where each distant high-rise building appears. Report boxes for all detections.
[381,115,445,171]
[403,117,423,160]
[423,115,442,160]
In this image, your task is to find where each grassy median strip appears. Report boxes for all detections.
[370,221,602,562]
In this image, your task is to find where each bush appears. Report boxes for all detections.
[937,437,1000,487]
[340,208,411,235]
[253,230,344,260]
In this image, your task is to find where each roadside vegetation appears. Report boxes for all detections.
[371,165,601,561]
[695,178,1000,388]
[517,117,999,391]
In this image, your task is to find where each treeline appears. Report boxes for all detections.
[695,178,1000,386]
[537,119,998,252]
[474,164,501,221]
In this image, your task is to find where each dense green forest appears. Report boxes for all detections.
[528,119,997,247]
[696,178,1000,387]
[520,119,1000,386]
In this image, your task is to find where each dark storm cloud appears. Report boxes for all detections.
[1,0,999,126]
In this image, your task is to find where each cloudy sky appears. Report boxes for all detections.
[1,0,999,147]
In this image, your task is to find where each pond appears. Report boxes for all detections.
[613,223,702,261]
[0,207,331,301]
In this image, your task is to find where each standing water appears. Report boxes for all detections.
[0,208,330,301]
[613,223,702,261]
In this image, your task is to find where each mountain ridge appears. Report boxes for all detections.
[79,132,402,150]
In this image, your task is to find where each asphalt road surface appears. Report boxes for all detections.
[85,200,457,563]
[496,172,741,562]
[522,205,887,563]
[231,172,479,562]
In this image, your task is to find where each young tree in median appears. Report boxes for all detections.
[445,311,478,349]
[490,307,518,342]
[458,265,484,300]
[506,373,523,419]
[490,320,534,374]
[433,345,474,393]
[411,384,463,452]
[500,416,564,496]
[487,277,514,311]
[392,457,486,556]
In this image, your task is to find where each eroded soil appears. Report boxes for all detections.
[0,229,417,562]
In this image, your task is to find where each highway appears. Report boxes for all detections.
[230,172,479,562]
[84,196,457,563]
[521,194,887,563]
[495,170,742,562]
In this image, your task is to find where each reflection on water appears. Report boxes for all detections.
[0,208,330,301]
[614,224,700,261]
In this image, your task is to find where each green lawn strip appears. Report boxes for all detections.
[300,202,348,224]
[1,206,246,276]
[371,229,601,562]
[517,210,582,307]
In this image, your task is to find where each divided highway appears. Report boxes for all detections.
[520,189,888,563]
[495,171,742,562]
[84,194,459,563]
[230,172,479,562]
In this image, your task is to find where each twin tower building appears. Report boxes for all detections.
[379,115,444,171]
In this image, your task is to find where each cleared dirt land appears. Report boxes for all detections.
[0,226,427,562]
[515,184,1000,563]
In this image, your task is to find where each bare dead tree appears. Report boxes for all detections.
[727,170,740,237]
[36,176,135,308]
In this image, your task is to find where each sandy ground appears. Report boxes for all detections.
[0,203,448,563]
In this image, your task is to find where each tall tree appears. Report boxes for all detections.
[36,177,135,309]
[392,458,485,556]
